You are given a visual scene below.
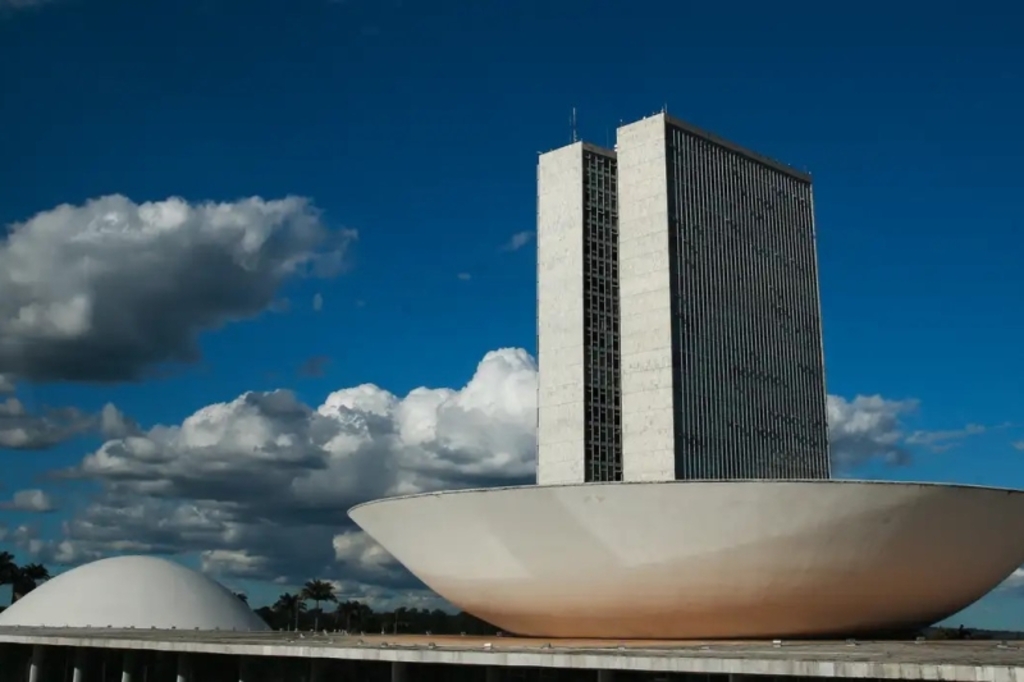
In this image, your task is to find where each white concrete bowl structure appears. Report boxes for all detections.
[0,555,269,631]
[350,480,1024,639]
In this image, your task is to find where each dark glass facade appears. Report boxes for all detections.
[581,145,623,482]
[664,121,831,479]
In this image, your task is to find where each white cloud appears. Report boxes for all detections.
[37,348,537,588]
[1012,441,1024,451]
[0,397,136,450]
[826,394,918,467]
[200,549,271,579]
[0,195,354,383]
[0,374,14,393]
[0,396,93,450]
[457,272,471,281]
[312,293,324,312]
[0,524,35,546]
[1000,568,1024,594]
[333,529,395,573]
[906,424,986,452]
[98,403,141,440]
[502,231,533,252]
[0,489,56,512]
[23,346,941,604]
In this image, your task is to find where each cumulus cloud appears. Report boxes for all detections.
[0,397,92,450]
[0,195,354,383]
[39,349,537,587]
[312,293,324,312]
[1012,441,1024,452]
[502,231,534,251]
[0,489,56,512]
[0,398,135,450]
[98,403,141,440]
[0,524,37,548]
[826,395,918,467]
[1001,568,1024,595]
[457,272,471,281]
[0,374,13,393]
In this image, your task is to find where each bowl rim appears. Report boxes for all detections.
[348,478,1024,516]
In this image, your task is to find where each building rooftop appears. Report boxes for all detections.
[2,629,1023,680]
[0,555,268,632]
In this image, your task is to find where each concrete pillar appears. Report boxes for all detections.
[0,646,17,682]
[390,661,408,682]
[175,653,192,682]
[119,650,137,682]
[596,671,615,682]
[27,645,44,682]
[71,648,88,682]
[0,644,16,682]
[238,656,255,682]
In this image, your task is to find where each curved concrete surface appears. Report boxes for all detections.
[0,555,269,631]
[350,480,1024,639]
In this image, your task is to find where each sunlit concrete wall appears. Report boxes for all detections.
[536,142,587,485]
[615,115,677,482]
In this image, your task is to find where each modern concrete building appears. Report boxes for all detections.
[0,556,268,632]
[616,113,829,482]
[480,114,1024,641]
[351,480,1024,640]
[536,141,622,485]
[536,112,830,484]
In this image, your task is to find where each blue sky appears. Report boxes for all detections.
[0,0,1022,629]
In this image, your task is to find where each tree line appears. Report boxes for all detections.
[0,554,497,635]
[250,578,499,635]
[3,553,1021,640]
[0,551,51,603]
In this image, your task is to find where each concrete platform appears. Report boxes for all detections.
[1,629,1023,680]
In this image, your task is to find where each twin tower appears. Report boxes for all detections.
[536,112,831,485]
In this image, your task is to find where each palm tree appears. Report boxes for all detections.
[273,592,306,631]
[335,599,366,632]
[391,606,409,634]
[20,563,49,579]
[11,562,49,602]
[12,557,50,602]
[301,579,337,631]
[0,552,17,605]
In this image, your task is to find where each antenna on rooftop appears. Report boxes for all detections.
[662,102,669,115]
[570,107,579,143]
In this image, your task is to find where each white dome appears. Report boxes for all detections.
[351,480,1024,639]
[0,555,269,631]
